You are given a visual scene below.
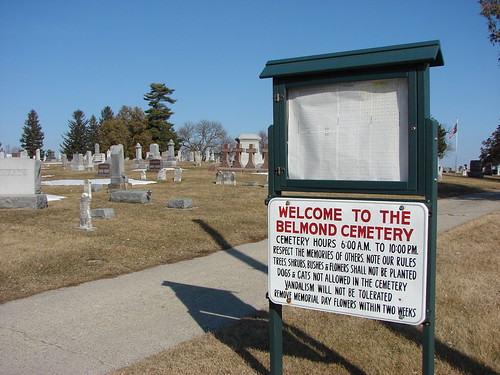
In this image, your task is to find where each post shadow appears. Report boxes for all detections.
[192,219,267,274]
[382,322,498,375]
[162,280,367,375]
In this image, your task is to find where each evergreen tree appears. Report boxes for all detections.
[99,114,131,155]
[60,110,89,156]
[99,106,114,125]
[143,83,178,150]
[87,115,101,148]
[20,109,44,158]
[480,124,500,166]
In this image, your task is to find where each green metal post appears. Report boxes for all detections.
[269,299,283,375]
[422,115,438,375]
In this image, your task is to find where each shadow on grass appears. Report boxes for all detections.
[382,322,498,375]
[162,281,366,375]
[193,219,267,274]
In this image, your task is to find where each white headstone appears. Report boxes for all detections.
[157,168,167,181]
[174,168,182,182]
[0,158,42,194]
[71,154,85,171]
[135,143,143,162]
[85,151,94,171]
[77,192,95,231]
[194,151,202,167]
[35,149,41,160]
[149,143,160,160]
[140,170,147,180]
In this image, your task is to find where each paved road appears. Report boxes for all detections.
[1,191,499,375]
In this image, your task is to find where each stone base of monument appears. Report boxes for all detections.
[129,163,148,169]
[91,208,115,218]
[0,194,48,209]
[108,182,130,192]
[110,190,152,204]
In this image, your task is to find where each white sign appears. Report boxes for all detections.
[287,78,409,182]
[268,198,428,325]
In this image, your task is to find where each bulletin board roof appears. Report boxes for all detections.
[259,40,443,79]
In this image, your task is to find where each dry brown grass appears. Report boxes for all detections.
[0,162,268,303]
[109,211,500,375]
[0,165,498,305]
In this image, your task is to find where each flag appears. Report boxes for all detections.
[449,122,458,139]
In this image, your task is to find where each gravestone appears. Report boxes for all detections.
[194,151,202,167]
[140,170,147,180]
[20,150,29,158]
[35,149,41,160]
[148,159,162,172]
[135,143,143,162]
[109,144,128,190]
[61,154,68,169]
[437,165,443,181]
[174,168,182,182]
[468,160,483,178]
[205,149,210,162]
[46,150,56,160]
[231,143,244,168]
[90,208,115,219]
[215,171,236,185]
[77,192,95,231]
[261,144,269,170]
[0,151,5,158]
[164,139,177,167]
[189,151,194,162]
[245,144,257,169]
[97,163,111,177]
[83,179,92,198]
[110,190,152,204]
[71,154,85,171]
[85,151,94,171]
[0,158,48,209]
[157,169,167,181]
[149,143,161,160]
[168,198,192,209]
[91,208,115,219]
[220,144,232,168]
[93,144,106,164]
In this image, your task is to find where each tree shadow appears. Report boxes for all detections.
[162,280,366,375]
[382,322,498,375]
[192,219,267,274]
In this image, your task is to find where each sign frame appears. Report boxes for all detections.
[260,40,443,375]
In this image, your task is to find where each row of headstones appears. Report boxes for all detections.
[220,143,268,170]
[0,149,56,161]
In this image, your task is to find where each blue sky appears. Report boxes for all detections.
[0,0,498,168]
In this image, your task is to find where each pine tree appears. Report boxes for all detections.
[60,110,89,156]
[144,83,178,151]
[20,109,44,158]
[87,115,101,148]
[99,106,114,125]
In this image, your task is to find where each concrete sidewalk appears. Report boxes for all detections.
[1,191,499,375]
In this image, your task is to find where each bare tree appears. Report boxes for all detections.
[178,120,229,158]
[258,129,268,151]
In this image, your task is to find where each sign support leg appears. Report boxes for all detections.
[269,299,283,375]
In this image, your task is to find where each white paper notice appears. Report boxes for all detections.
[287,78,409,181]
